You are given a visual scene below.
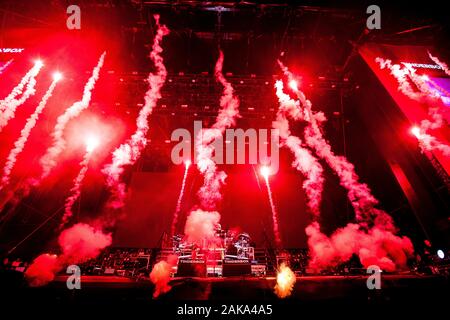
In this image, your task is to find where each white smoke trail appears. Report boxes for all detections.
[306,221,413,272]
[171,161,190,236]
[0,59,13,75]
[283,62,379,225]
[102,15,168,210]
[39,52,105,182]
[279,62,382,224]
[375,58,426,101]
[60,151,92,228]
[25,223,112,287]
[428,51,450,76]
[273,80,324,216]
[195,50,240,210]
[0,78,59,190]
[155,50,241,298]
[278,63,414,271]
[0,61,43,131]
[376,58,449,154]
[0,61,41,111]
[412,128,450,156]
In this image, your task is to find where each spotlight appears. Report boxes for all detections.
[85,134,100,153]
[53,72,63,82]
[437,249,445,259]
[289,79,298,91]
[410,126,421,138]
[260,166,271,179]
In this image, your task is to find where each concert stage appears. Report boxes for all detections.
[1,1,449,316]
[3,273,449,304]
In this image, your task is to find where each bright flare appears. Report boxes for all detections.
[260,165,271,179]
[85,134,100,153]
[34,60,44,68]
[53,72,63,82]
[411,126,421,138]
[274,263,296,298]
[289,79,298,91]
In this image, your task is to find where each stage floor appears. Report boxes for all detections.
[2,272,449,302]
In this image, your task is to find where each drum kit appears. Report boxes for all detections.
[172,226,254,261]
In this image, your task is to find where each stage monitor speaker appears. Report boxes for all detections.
[223,260,251,277]
[176,260,206,277]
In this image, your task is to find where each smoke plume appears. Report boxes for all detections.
[150,254,178,298]
[376,57,449,154]
[184,209,221,247]
[195,50,240,209]
[25,253,60,287]
[102,15,169,210]
[0,61,42,111]
[0,61,43,131]
[273,80,324,216]
[39,52,105,181]
[0,59,13,75]
[25,223,111,286]
[60,152,92,228]
[58,223,112,263]
[278,62,414,271]
[0,79,59,190]
[428,51,450,76]
[306,222,413,272]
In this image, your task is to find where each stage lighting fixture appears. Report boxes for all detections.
[437,249,445,259]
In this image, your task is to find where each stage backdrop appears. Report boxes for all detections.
[112,164,311,248]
